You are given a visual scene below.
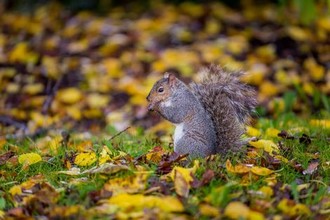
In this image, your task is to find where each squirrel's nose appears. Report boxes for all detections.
[147,103,154,111]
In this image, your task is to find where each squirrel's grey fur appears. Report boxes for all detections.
[147,65,257,158]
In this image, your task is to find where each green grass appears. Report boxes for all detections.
[0,112,329,218]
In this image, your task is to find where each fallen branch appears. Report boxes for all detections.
[108,126,131,141]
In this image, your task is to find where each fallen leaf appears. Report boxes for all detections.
[104,172,148,195]
[246,126,261,137]
[172,168,190,197]
[265,128,280,138]
[107,193,184,213]
[170,160,199,197]
[56,87,83,104]
[157,152,188,174]
[302,160,319,175]
[199,203,220,217]
[0,151,15,165]
[57,167,81,175]
[278,199,311,217]
[145,146,166,164]
[83,163,130,175]
[74,152,97,166]
[310,119,330,128]
[224,201,264,220]
[18,153,42,166]
[98,146,111,165]
[251,166,273,176]
[226,160,251,174]
[278,130,295,140]
[299,134,312,145]
[249,139,279,155]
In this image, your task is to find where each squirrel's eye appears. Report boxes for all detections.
[158,87,164,93]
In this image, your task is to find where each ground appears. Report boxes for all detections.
[0,1,329,219]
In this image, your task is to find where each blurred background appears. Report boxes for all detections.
[0,0,329,138]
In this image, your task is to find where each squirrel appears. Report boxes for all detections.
[146,65,257,158]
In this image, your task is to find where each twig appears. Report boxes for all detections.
[42,75,64,114]
[0,116,27,131]
[108,126,131,141]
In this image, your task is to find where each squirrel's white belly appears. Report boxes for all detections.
[174,123,184,144]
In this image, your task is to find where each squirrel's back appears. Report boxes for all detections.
[191,65,257,153]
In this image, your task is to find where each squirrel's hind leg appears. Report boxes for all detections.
[174,135,215,159]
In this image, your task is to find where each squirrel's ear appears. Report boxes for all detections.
[164,72,177,87]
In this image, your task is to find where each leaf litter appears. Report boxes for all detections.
[0,1,329,219]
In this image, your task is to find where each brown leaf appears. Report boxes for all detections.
[6,207,28,218]
[299,134,312,145]
[302,160,319,175]
[0,151,15,165]
[157,152,188,175]
[278,130,295,140]
[192,169,215,188]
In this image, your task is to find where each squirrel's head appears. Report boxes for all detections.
[146,73,178,112]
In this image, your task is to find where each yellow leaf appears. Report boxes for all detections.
[56,88,82,104]
[246,126,261,137]
[50,205,82,218]
[99,146,111,165]
[171,166,193,183]
[224,202,250,219]
[104,172,148,195]
[173,168,190,197]
[226,160,251,174]
[6,83,20,94]
[259,81,280,98]
[9,42,37,63]
[170,160,199,197]
[145,146,166,163]
[256,45,276,62]
[108,193,184,213]
[18,153,42,166]
[302,82,314,96]
[0,210,5,218]
[265,128,280,138]
[103,58,123,78]
[278,199,311,217]
[74,152,97,166]
[248,210,265,220]
[259,186,273,198]
[274,155,289,163]
[242,67,266,86]
[287,26,311,41]
[205,19,221,35]
[42,56,60,79]
[310,119,330,129]
[268,98,285,113]
[199,204,220,217]
[23,83,44,95]
[304,57,325,81]
[86,93,110,108]
[251,167,273,176]
[225,201,264,220]
[317,16,330,31]
[66,105,82,120]
[9,185,22,196]
[275,69,292,86]
[249,139,279,155]
[30,112,53,127]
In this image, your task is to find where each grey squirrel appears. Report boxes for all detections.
[146,65,257,158]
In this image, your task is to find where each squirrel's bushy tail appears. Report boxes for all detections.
[191,65,257,153]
